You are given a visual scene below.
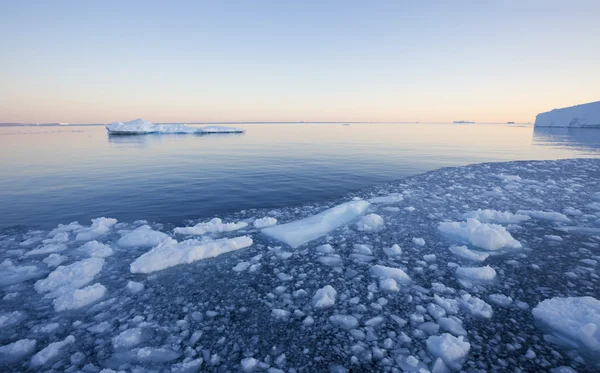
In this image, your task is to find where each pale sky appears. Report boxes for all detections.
[1,0,599,124]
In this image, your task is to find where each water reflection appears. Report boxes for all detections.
[533,127,600,152]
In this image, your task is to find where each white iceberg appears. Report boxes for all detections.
[261,200,370,248]
[534,101,600,128]
[106,118,245,135]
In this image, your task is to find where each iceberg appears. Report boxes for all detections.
[534,101,600,128]
[106,118,245,135]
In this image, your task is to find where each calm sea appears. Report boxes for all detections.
[1,123,599,229]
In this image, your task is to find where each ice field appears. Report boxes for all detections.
[1,158,600,372]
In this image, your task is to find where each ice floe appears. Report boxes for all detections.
[117,225,170,247]
[261,200,369,248]
[532,296,600,353]
[438,218,522,251]
[174,218,248,236]
[130,236,253,273]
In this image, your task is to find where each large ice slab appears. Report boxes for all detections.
[130,236,253,274]
[535,101,600,128]
[532,296,600,353]
[261,200,370,248]
[106,118,245,135]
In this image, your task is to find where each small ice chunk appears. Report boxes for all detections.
[488,293,513,307]
[0,259,45,286]
[79,240,114,258]
[126,281,144,294]
[118,225,170,247]
[88,321,111,334]
[356,213,384,231]
[317,255,343,267]
[29,335,75,368]
[233,261,251,272]
[0,339,37,364]
[379,278,399,292]
[412,237,426,246]
[174,218,248,236]
[52,283,106,311]
[315,244,335,254]
[34,257,104,295]
[438,317,467,336]
[516,210,570,223]
[312,285,337,309]
[23,243,67,257]
[42,254,67,267]
[370,264,411,284]
[463,209,530,224]
[423,254,437,262]
[130,236,253,274]
[75,217,118,241]
[426,333,470,371]
[0,311,25,328]
[253,217,277,228]
[383,244,402,257]
[261,200,370,248]
[48,221,82,237]
[455,265,496,283]
[448,245,489,262]
[368,194,403,204]
[112,327,144,349]
[329,314,359,329]
[241,357,259,372]
[271,309,290,319]
[460,294,493,318]
[438,218,521,251]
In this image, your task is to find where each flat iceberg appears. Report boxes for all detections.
[532,296,600,353]
[106,118,245,135]
[535,101,600,128]
[130,236,253,274]
[261,200,370,248]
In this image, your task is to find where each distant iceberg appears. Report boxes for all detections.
[534,101,600,128]
[106,118,245,135]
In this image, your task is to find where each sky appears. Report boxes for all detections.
[1,0,599,124]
